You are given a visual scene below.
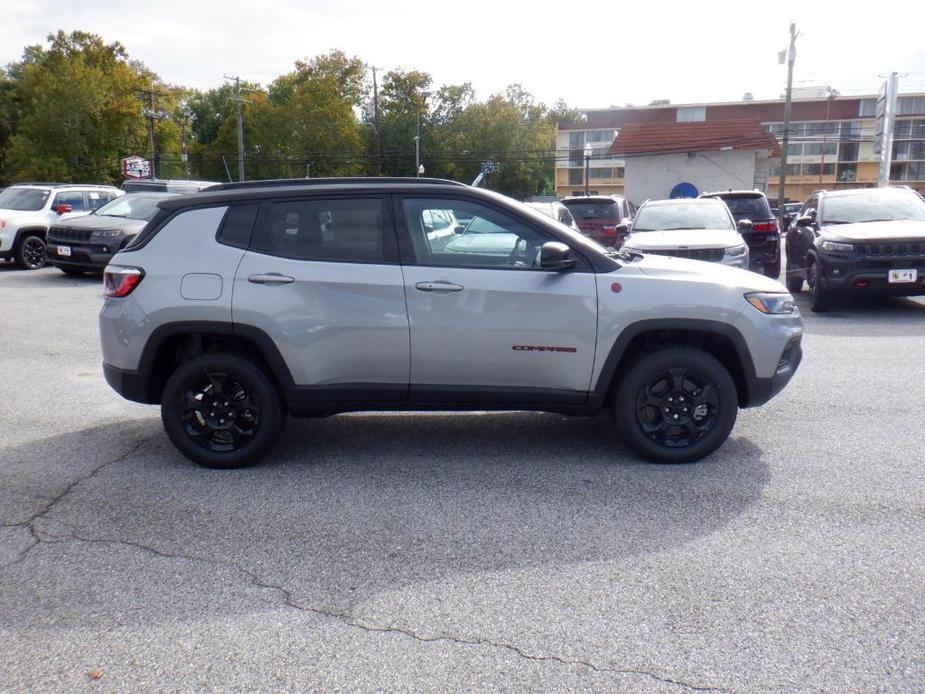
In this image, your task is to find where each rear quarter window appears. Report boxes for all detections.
[717,196,772,220]
[217,204,259,249]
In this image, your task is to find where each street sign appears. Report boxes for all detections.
[121,155,152,179]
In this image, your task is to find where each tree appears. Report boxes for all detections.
[2,31,165,184]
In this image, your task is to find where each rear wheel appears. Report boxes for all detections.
[807,259,832,313]
[613,347,738,463]
[15,234,46,270]
[764,258,781,279]
[161,352,285,468]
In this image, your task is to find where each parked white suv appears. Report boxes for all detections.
[621,198,751,268]
[0,183,123,269]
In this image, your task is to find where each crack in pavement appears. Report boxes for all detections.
[25,528,726,692]
[0,437,152,570]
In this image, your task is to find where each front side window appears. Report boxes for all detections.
[253,198,387,263]
[402,198,551,270]
[54,191,86,211]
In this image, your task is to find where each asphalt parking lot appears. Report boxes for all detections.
[1,262,923,692]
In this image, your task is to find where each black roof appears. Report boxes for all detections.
[699,190,766,198]
[206,176,467,191]
[158,178,474,210]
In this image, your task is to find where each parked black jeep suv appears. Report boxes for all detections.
[785,187,925,312]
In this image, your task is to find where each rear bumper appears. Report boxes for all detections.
[103,362,156,404]
[742,336,802,407]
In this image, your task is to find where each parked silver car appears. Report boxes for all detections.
[100,178,802,468]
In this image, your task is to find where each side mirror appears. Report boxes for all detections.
[795,210,816,227]
[454,224,466,234]
[737,219,754,231]
[55,203,73,214]
[615,221,630,236]
[539,241,575,270]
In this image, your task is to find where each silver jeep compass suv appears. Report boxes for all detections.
[100,178,803,468]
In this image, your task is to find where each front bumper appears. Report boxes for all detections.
[817,251,925,296]
[46,240,116,270]
[742,335,802,407]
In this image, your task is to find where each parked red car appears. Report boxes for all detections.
[560,195,636,248]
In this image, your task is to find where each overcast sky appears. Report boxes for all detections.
[4,0,925,107]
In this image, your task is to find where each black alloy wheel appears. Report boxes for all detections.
[807,259,831,313]
[614,347,738,463]
[16,234,47,270]
[161,352,285,468]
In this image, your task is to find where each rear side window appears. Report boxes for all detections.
[252,198,389,263]
[54,191,86,211]
[717,196,772,220]
[218,204,258,249]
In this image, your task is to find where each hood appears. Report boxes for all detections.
[634,252,786,293]
[625,228,743,250]
[0,209,44,223]
[51,214,148,234]
[821,219,925,242]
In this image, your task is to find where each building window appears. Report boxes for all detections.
[568,169,584,185]
[615,166,625,179]
[838,142,859,162]
[859,99,877,117]
[586,129,616,144]
[898,96,925,116]
[837,164,857,183]
[677,106,706,122]
[802,163,835,176]
[589,167,613,180]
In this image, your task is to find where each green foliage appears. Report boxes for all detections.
[0,34,574,197]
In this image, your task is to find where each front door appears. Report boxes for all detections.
[233,195,409,401]
[397,196,598,404]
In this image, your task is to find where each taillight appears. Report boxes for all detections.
[104,265,144,297]
[753,220,778,232]
[602,225,618,236]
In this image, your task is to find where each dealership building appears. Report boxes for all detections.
[555,90,925,202]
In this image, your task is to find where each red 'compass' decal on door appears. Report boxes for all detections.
[512,345,577,353]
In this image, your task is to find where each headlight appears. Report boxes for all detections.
[744,292,796,314]
[92,230,122,239]
[725,244,748,257]
[821,240,852,254]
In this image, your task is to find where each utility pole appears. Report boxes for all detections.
[179,106,192,179]
[371,66,382,176]
[224,75,249,181]
[875,72,900,187]
[776,22,798,226]
[415,109,421,176]
[139,85,168,179]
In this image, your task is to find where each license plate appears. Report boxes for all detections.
[888,269,917,283]
[56,245,71,257]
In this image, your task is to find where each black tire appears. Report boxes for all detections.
[160,352,285,469]
[14,233,46,270]
[807,259,831,313]
[613,347,738,464]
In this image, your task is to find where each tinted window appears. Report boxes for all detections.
[54,192,86,211]
[86,190,112,210]
[633,202,733,232]
[561,200,620,221]
[403,198,550,270]
[219,204,259,248]
[715,195,772,220]
[821,191,925,224]
[254,198,386,263]
[0,187,50,211]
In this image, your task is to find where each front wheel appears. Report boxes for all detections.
[613,347,738,463]
[807,260,832,313]
[15,234,46,270]
[161,352,285,468]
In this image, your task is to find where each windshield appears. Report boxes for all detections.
[715,195,771,220]
[0,187,51,211]
[632,203,733,232]
[822,191,925,224]
[94,194,171,221]
[561,200,620,221]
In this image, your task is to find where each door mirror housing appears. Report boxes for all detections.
[615,221,630,235]
[539,241,575,270]
[454,224,466,234]
[55,203,73,214]
[796,209,817,227]
[737,219,754,231]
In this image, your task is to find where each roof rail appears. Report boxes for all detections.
[13,182,119,188]
[206,176,468,191]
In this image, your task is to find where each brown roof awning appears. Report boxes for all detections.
[609,119,781,157]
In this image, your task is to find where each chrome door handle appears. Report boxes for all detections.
[415,281,464,292]
[248,273,295,285]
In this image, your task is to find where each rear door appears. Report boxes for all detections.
[233,194,409,402]
[396,195,598,405]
